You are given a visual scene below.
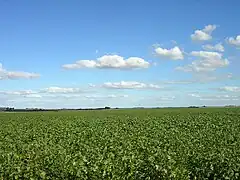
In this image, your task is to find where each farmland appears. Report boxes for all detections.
[0,108,240,179]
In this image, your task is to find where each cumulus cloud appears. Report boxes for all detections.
[218,86,240,92]
[102,81,162,89]
[154,46,184,60]
[176,51,229,73]
[191,24,217,41]
[62,55,150,70]
[226,35,240,48]
[0,63,40,80]
[42,87,83,93]
[202,43,224,52]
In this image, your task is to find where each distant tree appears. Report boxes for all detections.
[188,106,199,108]
[105,106,111,109]
[6,107,14,111]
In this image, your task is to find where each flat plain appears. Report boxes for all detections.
[0,108,240,179]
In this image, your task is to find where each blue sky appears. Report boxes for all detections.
[0,0,240,108]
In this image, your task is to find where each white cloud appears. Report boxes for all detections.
[157,96,176,101]
[164,80,194,84]
[53,94,83,98]
[41,94,126,100]
[191,31,211,41]
[218,86,240,92]
[226,35,240,48]
[203,25,217,34]
[154,46,184,60]
[0,87,131,108]
[1,88,81,98]
[162,73,233,85]
[42,87,83,93]
[88,83,96,88]
[193,73,233,83]
[24,94,42,98]
[202,43,224,52]
[0,63,40,80]
[189,93,239,101]
[200,98,239,101]
[176,51,229,73]
[191,24,217,41]
[62,55,150,70]
[0,90,37,96]
[137,95,176,104]
[63,60,96,69]
[84,94,128,99]
[5,72,40,79]
[189,93,201,98]
[102,81,162,89]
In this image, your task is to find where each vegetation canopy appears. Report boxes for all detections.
[0,108,240,179]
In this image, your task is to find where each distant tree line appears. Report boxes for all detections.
[0,106,112,112]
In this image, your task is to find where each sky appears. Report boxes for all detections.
[0,0,240,108]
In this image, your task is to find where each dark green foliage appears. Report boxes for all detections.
[0,108,240,179]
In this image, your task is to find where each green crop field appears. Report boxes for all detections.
[0,108,240,179]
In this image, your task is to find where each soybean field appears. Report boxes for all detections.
[0,108,240,179]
